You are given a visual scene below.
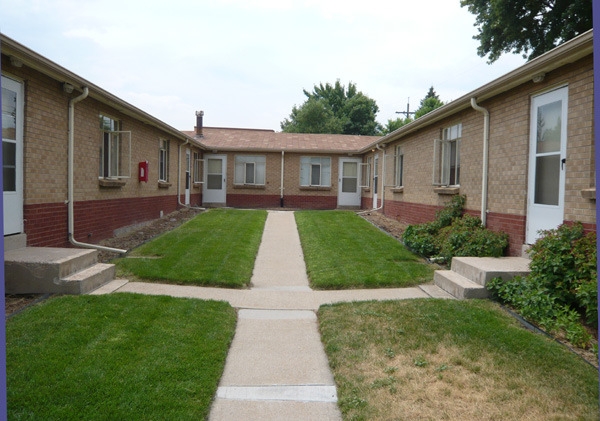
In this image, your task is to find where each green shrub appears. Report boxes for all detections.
[402,195,508,263]
[488,222,597,350]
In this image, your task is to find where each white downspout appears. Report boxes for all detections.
[471,97,490,227]
[280,151,285,207]
[177,139,189,207]
[68,87,127,254]
[375,143,385,211]
[177,140,205,210]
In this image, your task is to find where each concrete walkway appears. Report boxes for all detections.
[94,210,452,420]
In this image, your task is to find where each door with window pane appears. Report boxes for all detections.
[203,154,227,205]
[526,86,567,244]
[2,76,24,235]
[338,157,362,207]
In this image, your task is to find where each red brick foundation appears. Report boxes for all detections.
[24,195,180,247]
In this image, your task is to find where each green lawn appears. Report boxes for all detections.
[295,211,433,289]
[115,209,267,288]
[7,294,236,420]
[319,299,599,421]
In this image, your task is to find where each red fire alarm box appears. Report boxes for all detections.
[138,161,149,182]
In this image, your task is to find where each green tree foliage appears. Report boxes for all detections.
[461,0,592,63]
[414,86,444,119]
[381,117,412,135]
[280,80,381,135]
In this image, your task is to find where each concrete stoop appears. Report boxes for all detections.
[434,256,531,299]
[5,247,115,294]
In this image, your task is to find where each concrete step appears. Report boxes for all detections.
[59,263,116,295]
[5,247,114,294]
[434,270,489,299]
[450,257,531,287]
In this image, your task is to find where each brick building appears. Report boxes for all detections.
[359,30,595,256]
[1,29,596,259]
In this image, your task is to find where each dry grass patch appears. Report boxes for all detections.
[319,299,598,421]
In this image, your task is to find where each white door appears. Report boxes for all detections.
[203,154,227,205]
[338,157,362,207]
[372,154,379,209]
[185,148,191,205]
[2,76,24,236]
[526,86,568,244]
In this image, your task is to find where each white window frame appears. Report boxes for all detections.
[395,146,404,188]
[234,155,266,186]
[433,123,461,186]
[300,156,331,187]
[193,152,203,183]
[99,114,131,179]
[158,139,169,182]
[360,159,371,188]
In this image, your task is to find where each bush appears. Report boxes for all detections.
[402,195,508,264]
[488,222,597,350]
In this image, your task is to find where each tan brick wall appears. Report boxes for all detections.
[220,151,342,200]
[379,55,595,227]
[3,57,202,207]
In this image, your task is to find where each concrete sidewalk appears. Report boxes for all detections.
[95,210,452,420]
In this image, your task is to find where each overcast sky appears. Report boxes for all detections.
[2,0,527,132]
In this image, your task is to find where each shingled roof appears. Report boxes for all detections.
[181,127,381,154]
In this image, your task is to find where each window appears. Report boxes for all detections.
[300,156,331,187]
[360,157,372,188]
[395,146,404,187]
[433,123,461,186]
[158,139,169,182]
[234,155,266,185]
[193,152,202,183]
[99,114,131,179]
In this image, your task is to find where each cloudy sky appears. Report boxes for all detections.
[2,0,526,131]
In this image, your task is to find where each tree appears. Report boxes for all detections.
[414,86,444,119]
[461,0,592,63]
[281,80,381,135]
[381,117,412,135]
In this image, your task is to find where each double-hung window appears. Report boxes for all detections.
[158,139,169,182]
[300,156,331,187]
[99,114,131,179]
[433,123,461,186]
[234,155,266,185]
[193,152,202,183]
[395,146,404,188]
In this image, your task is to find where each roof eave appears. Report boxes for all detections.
[1,34,203,149]
[360,29,593,152]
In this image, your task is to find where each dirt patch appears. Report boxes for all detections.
[96,207,204,263]
[359,211,407,241]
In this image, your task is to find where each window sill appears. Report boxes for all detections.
[300,186,331,191]
[193,182,202,189]
[158,181,172,189]
[233,184,266,190]
[434,186,460,195]
[99,178,126,188]
[391,187,404,194]
[362,188,371,193]
[581,188,596,200]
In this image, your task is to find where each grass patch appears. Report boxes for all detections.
[7,294,236,420]
[319,299,599,421]
[115,209,267,288]
[295,211,433,289]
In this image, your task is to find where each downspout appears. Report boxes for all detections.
[471,97,490,227]
[177,139,189,207]
[375,143,385,211]
[68,87,126,254]
[280,151,285,207]
[177,140,205,210]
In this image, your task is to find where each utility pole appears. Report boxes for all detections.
[396,98,415,119]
